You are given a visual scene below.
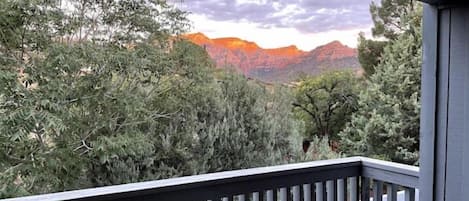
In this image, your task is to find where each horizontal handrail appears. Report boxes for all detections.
[361,157,419,188]
[2,157,419,201]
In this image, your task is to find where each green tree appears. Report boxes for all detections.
[0,0,189,196]
[370,0,417,39]
[339,10,422,165]
[357,33,387,77]
[0,1,304,198]
[206,75,302,170]
[359,0,418,77]
[293,71,360,143]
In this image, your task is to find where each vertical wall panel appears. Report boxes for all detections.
[420,4,469,201]
[445,7,469,201]
[435,8,451,201]
[463,15,469,201]
[420,4,439,201]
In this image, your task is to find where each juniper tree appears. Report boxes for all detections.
[359,0,419,77]
[370,0,417,39]
[339,10,422,165]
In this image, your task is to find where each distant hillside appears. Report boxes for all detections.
[184,32,361,83]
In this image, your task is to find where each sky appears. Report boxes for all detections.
[172,0,377,51]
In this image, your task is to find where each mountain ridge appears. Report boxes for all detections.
[183,32,360,82]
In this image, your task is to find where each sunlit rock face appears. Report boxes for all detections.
[183,32,360,82]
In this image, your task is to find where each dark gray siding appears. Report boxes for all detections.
[445,8,469,201]
[420,4,469,201]
[420,5,439,201]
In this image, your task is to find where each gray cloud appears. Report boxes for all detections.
[177,0,374,33]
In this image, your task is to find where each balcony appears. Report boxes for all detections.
[3,157,418,201]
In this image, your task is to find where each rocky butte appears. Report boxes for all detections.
[183,32,360,83]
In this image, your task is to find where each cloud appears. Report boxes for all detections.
[187,13,372,51]
[175,0,374,33]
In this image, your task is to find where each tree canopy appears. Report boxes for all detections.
[293,71,361,143]
[340,7,422,165]
[370,0,417,39]
[0,0,303,198]
[359,0,419,77]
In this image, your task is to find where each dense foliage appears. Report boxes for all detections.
[370,0,417,39]
[340,6,422,165]
[359,0,418,77]
[0,0,302,198]
[357,34,387,77]
[293,71,361,143]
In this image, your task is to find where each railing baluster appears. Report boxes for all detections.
[386,184,397,201]
[253,192,260,201]
[404,188,415,201]
[350,177,359,201]
[267,190,274,201]
[373,180,383,201]
[315,182,326,201]
[326,180,336,201]
[361,177,370,201]
[222,197,233,201]
[303,184,312,201]
[239,194,246,201]
[280,188,287,201]
[267,190,276,201]
[292,186,300,201]
[337,179,345,201]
